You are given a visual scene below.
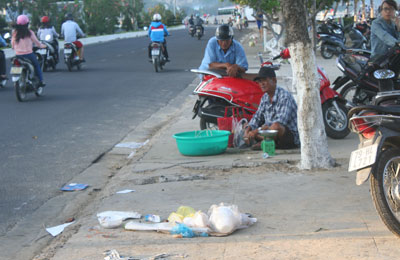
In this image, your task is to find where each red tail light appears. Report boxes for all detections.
[350,112,378,139]
[13,59,21,66]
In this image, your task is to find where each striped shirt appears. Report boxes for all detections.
[248,86,299,146]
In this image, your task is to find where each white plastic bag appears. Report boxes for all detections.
[97,211,141,229]
[233,118,249,148]
[183,211,209,228]
[208,203,257,235]
[208,203,242,234]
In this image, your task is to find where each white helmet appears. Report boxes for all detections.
[153,13,162,21]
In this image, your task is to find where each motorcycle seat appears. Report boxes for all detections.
[341,54,365,74]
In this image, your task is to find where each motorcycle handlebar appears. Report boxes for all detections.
[272,54,281,60]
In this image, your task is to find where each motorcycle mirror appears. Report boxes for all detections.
[3,32,10,39]
[373,69,395,80]
[45,34,51,41]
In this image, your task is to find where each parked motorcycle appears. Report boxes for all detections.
[348,69,400,237]
[150,41,166,72]
[191,49,350,139]
[36,34,58,71]
[195,25,203,40]
[63,42,81,71]
[10,53,44,102]
[333,44,400,106]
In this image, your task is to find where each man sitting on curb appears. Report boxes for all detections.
[243,67,300,150]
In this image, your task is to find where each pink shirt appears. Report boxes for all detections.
[12,29,45,55]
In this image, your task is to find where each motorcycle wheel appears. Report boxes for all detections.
[321,43,334,59]
[370,148,400,238]
[322,100,350,139]
[153,58,159,73]
[197,34,201,40]
[67,60,72,72]
[200,118,218,130]
[340,82,371,105]
[77,62,81,71]
[15,71,27,102]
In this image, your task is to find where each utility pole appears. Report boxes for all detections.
[174,0,176,17]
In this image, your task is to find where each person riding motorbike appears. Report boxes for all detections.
[0,34,7,82]
[61,13,86,62]
[11,15,46,87]
[194,14,204,35]
[199,24,248,77]
[37,16,59,61]
[148,13,170,62]
[188,15,194,26]
[370,0,400,59]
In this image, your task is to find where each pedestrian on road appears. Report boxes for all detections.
[61,13,86,62]
[243,67,299,150]
[256,11,263,38]
[199,24,248,77]
[370,0,400,59]
[11,15,46,87]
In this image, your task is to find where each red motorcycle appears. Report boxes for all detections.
[191,49,350,139]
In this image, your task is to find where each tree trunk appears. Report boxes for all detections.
[280,0,335,169]
[370,0,374,18]
[354,0,359,22]
[361,0,365,21]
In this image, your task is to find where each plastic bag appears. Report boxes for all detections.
[208,203,242,234]
[208,203,257,235]
[183,211,209,228]
[233,118,249,148]
[97,211,141,229]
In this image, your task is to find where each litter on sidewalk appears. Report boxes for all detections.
[61,183,89,191]
[122,203,257,237]
[97,211,141,229]
[116,189,135,194]
[45,220,75,236]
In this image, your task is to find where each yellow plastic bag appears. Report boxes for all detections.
[176,206,196,218]
[167,212,184,224]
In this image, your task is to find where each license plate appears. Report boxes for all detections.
[197,29,201,32]
[10,66,22,74]
[64,49,72,54]
[151,49,160,55]
[348,144,378,172]
[37,49,47,55]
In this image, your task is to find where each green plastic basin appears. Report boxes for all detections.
[173,130,230,156]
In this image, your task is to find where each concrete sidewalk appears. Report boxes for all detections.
[32,26,400,260]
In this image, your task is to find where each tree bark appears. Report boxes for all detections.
[280,0,335,169]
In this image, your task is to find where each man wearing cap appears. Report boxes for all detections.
[243,67,299,149]
[199,24,248,77]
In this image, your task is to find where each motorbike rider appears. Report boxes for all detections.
[37,16,59,61]
[243,67,299,150]
[0,34,7,81]
[199,24,248,77]
[148,13,170,62]
[188,15,194,26]
[194,14,204,35]
[370,0,400,59]
[61,13,86,62]
[11,15,46,87]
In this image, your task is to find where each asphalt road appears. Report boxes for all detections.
[0,26,234,236]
